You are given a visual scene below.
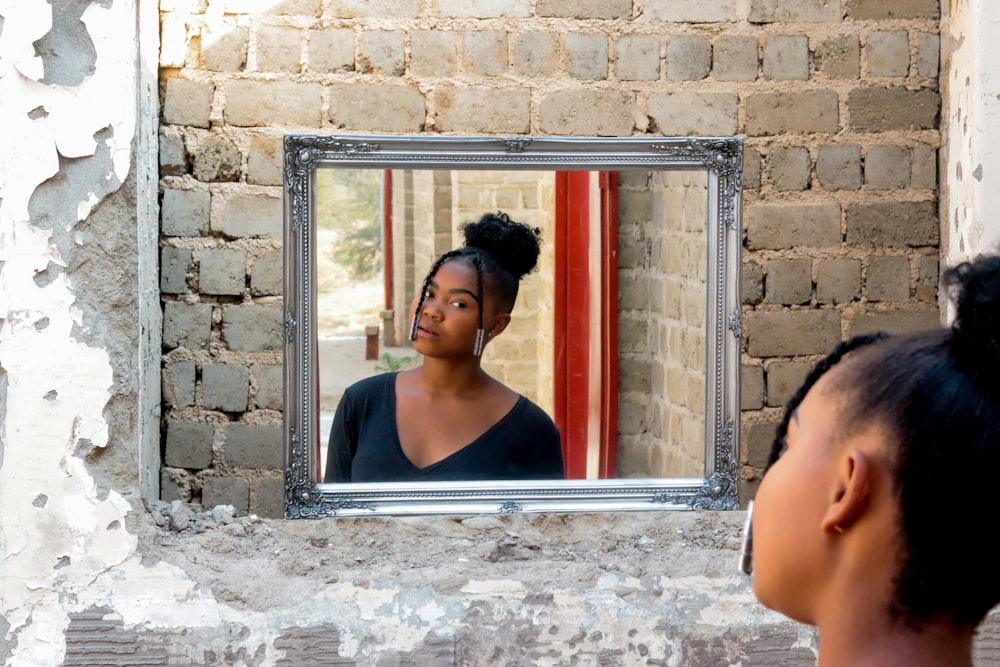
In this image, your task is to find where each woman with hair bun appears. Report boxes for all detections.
[742,253,1000,667]
[324,211,565,483]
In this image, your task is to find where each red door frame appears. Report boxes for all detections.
[553,171,619,479]
[598,171,619,478]
[382,170,393,311]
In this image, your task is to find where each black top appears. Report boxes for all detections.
[324,373,564,483]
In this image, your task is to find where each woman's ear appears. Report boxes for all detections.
[821,448,872,534]
[487,313,511,339]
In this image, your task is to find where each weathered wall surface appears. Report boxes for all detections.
[157,0,945,509]
[0,0,162,662]
[941,0,1000,265]
[4,0,1000,665]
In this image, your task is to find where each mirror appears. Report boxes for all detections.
[283,135,743,517]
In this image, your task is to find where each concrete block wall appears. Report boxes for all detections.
[159,0,941,509]
[390,169,418,347]
[617,171,709,479]
[656,170,709,479]
[23,1,1000,664]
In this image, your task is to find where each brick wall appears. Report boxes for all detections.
[618,170,710,479]
[159,0,941,513]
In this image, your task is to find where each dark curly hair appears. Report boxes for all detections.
[409,211,542,348]
[765,254,1000,629]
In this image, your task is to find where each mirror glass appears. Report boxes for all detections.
[284,136,743,516]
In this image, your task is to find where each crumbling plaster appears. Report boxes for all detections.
[2,0,1000,664]
[0,0,159,661]
[0,3,800,664]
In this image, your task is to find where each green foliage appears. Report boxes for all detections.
[316,169,382,231]
[374,352,417,373]
[332,221,381,280]
[316,169,383,280]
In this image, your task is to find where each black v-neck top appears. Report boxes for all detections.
[324,373,564,483]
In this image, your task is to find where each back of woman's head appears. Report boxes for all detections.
[768,254,1000,629]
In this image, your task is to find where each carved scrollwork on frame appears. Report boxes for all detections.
[727,310,742,341]
[715,144,742,232]
[503,138,531,153]
[692,482,740,511]
[649,491,700,508]
[283,134,743,517]
[651,139,742,232]
[284,428,313,517]
[700,420,740,511]
[651,421,739,511]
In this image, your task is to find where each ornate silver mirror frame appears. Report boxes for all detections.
[283,135,742,517]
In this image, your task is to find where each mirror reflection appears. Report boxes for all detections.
[315,167,709,482]
[283,135,742,516]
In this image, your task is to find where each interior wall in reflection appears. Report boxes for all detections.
[617,170,708,479]
[382,169,707,480]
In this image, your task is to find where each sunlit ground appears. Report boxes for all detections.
[316,228,384,338]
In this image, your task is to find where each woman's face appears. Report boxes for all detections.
[409,258,497,357]
[751,375,845,624]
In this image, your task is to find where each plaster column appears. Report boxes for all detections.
[942,0,1000,265]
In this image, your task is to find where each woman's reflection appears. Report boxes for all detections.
[324,212,565,482]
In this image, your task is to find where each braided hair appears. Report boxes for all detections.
[764,254,1000,629]
[408,212,542,354]
[764,331,890,473]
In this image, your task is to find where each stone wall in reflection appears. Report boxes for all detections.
[618,171,709,479]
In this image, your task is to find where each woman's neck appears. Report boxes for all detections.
[410,356,489,396]
[815,612,975,667]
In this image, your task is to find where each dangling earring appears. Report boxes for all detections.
[473,329,485,356]
[471,255,485,357]
[408,313,419,342]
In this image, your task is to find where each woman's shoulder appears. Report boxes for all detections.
[344,372,396,398]
[510,395,558,429]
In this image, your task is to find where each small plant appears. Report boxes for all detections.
[375,352,416,373]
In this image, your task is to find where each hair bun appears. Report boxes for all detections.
[945,254,1000,369]
[461,211,541,280]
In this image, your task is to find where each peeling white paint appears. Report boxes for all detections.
[943,0,1000,263]
[409,601,443,624]
[76,193,101,222]
[461,578,528,595]
[3,0,998,663]
[0,2,206,662]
